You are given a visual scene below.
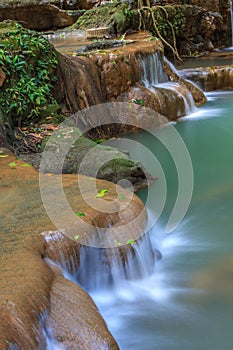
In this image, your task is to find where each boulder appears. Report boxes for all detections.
[0,4,77,30]
[19,125,154,191]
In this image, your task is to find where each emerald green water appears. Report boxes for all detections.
[91,90,233,350]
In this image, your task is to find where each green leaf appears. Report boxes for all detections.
[9,162,18,167]
[75,212,86,217]
[132,99,144,106]
[74,234,80,241]
[22,163,32,167]
[126,239,136,245]
[94,189,108,198]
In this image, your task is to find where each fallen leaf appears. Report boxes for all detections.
[75,212,86,217]
[94,189,108,198]
[126,239,136,245]
[9,162,18,167]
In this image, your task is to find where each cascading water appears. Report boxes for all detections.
[141,52,169,87]
[140,53,197,116]
[58,228,161,293]
[156,82,196,116]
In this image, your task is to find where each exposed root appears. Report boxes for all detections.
[137,1,183,62]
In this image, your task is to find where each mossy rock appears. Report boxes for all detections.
[0,21,59,127]
[71,2,138,35]
[20,125,153,191]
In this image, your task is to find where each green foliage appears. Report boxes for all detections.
[0,22,58,126]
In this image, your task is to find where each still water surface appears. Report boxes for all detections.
[89,91,233,350]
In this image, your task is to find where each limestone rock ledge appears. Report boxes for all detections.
[179,65,233,92]
[0,151,147,349]
[55,32,206,125]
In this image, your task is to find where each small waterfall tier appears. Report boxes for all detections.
[57,232,162,292]
[140,52,197,117]
[141,52,169,88]
[154,82,196,116]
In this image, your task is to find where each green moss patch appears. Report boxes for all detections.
[71,2,138,35]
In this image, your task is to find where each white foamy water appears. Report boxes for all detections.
[141,52,169,87]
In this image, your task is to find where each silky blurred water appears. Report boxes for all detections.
[88,90,233,350]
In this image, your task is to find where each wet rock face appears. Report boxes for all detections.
[54,33,205,126]
[0,152,147,349]
[48,273,120,350]
[179,65,233,92]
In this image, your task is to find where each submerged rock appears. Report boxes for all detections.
[191,256,233,301]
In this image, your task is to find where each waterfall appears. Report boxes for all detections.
[230,0,233,47]
[57,232,161,292]
[156,82,197,116]
[141,53,197,116]
[141,52,169,87]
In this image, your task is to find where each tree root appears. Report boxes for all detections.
[137,1,183,62]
